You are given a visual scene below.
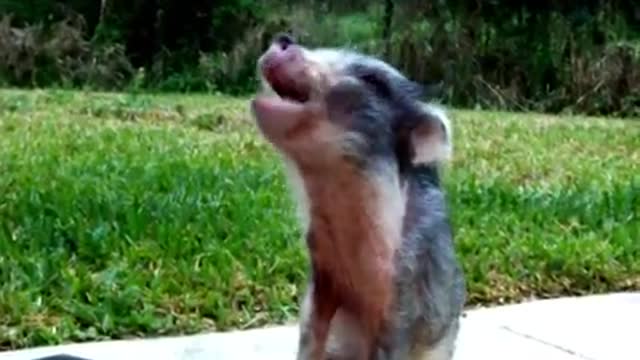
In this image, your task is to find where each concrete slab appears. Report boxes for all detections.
[1,292,638,360]
[466,292,640,360]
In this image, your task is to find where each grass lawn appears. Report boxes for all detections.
[0,89,639,350]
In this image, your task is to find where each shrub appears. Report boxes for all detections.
[0,14,134,90]
[0,1,638,117]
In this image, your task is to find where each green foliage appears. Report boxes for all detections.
[0,1,638,115]
[383,1,640,117]
[0,14,134,90]
[0,89,639,349]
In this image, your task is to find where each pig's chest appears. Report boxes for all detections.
[302,173,402,308]
[307,210,396,300]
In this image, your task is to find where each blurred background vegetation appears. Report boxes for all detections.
[0,0,638,117]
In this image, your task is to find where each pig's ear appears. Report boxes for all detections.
[407,103,452,166]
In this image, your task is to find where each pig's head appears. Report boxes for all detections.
[251,33,452,175]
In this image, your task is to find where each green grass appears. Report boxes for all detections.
[0,89,639,350]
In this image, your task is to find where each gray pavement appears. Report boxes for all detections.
[1,292,638,360]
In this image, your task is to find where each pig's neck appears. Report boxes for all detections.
[300,167,405,272]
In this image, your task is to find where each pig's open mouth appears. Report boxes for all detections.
[265,71,310,103]
[270,80,310,103]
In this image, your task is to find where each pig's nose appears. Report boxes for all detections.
[274,33,295,50]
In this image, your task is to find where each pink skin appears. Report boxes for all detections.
[259,42,310,102]
[251,96,313,143]
[251,41,318,145]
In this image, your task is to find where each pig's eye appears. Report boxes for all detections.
[358,72,391,98]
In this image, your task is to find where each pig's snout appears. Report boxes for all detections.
[258,34,310,103]
[260,33,299,74]
[274,33,295,50]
